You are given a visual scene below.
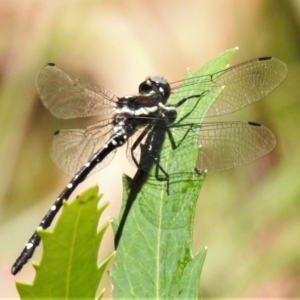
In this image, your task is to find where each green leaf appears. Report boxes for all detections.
[112,48,238,299]
[16,186,114,299]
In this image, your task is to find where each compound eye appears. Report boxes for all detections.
[150,77,171,101]
[139,79,154,95]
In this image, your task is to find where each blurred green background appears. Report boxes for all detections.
[0,0,299,298]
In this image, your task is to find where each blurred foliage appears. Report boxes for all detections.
[1,0,300,298]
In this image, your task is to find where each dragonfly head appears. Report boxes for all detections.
[139,77,171,103]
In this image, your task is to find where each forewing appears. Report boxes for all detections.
[50,119,116,176]
[37,63,118,119]
[169,57,287,117]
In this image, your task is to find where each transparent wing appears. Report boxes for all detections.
[126,121,276,174]
[169,57,287,117]
[50,119,116,176]
[37,63,118,119]
[131,121,275,175]
[196,121,276,173]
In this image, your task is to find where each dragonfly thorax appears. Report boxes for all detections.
[114,77,171,117]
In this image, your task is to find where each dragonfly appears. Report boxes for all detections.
[11,56,287,275]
